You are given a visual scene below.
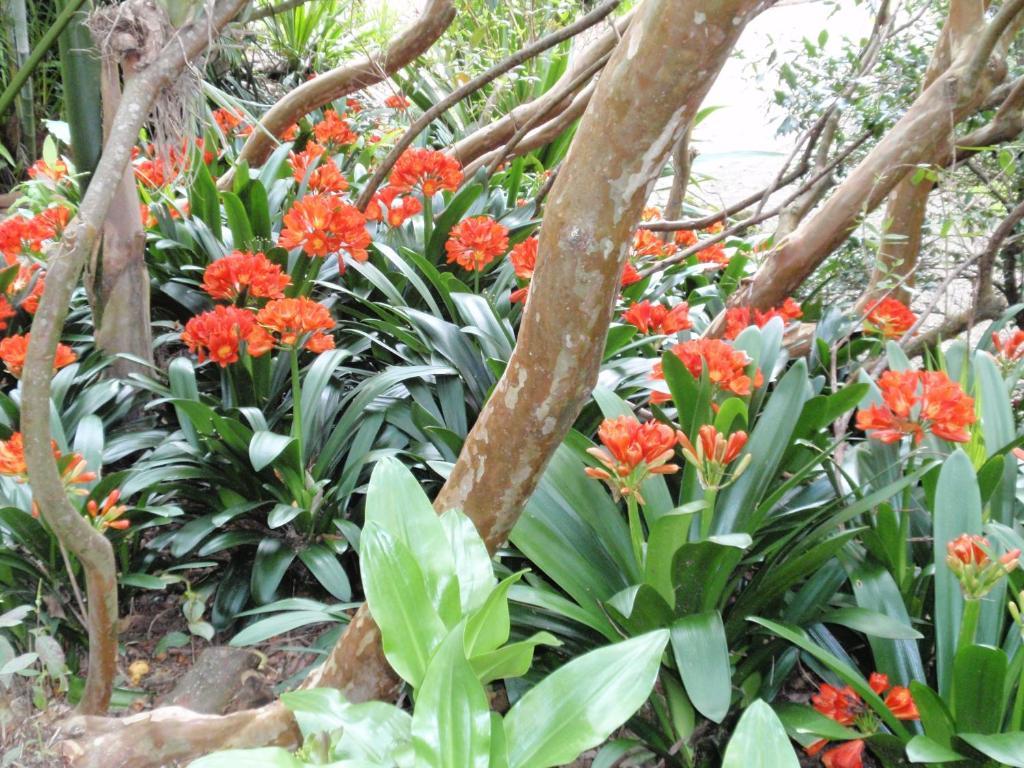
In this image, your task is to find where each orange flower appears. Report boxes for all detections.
[585,415,681,501]
[855,369,975,444]
[620,261,642,287]
[202,251,290,303]
[256,297,335,352]
[704,220,725,234]
[641,206,662,221]
[948,533,990,567]
[369,187,422,227]
[992,328,1024,362]
[384,93,411,109]
[678,424,749,489]
[622,300,691,334]
[821,740,865,768]
[725,298,803,339]
[212,107,246,136]
[86,489,130,531]
[884,686,919,720]
[865,297,916,339]
[0,333,76,378]
[946,533,1020,599]
[509,236,538,280]
[0,211,62,260]
[0,432,96,490]
[313,109,357,146]
[812,683,860,726]
[651,338,762,402]
[0,432,28,476]
[0,297,14,330]
[389,148,463,196]
[181,305,274,366]
[345,97,364,113]
[278,193,371,263]
[445,216,509,271]
[696,242,729,265]
[289,143,349,193]
[674,229,698,247]
[28,158,68,183]
[631,229,676,259]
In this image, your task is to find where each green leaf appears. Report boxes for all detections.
[222,191,254,248]
[298,544,351,601]
[957,732,1024,767]
[503,630,669,768]
[410,626,491,768]
[470,633,560,685]
[250,539,295,605]
[774,703,861,742]
[249,431,297,473]
[721,700,800,768]
[361,524,447,689]
[465,572,524,657]
[905,735,966,763]
[933,449,982,697]
[606,584,673,635]
[671,611,732,723]
[187,748,302,768]
[440,509,495,615]
[952,643,1008,733]
[908,681,955,748]
[821,607,922,640]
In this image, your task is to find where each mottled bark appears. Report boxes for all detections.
[61,1,763,762]
[729,0,1024,313]
[21,0,250,716]
[86,60,154,377]
[663,122,695,225]
[219,0,455,187]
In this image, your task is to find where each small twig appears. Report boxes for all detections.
[355,0,624,209]
[247,0,311,22]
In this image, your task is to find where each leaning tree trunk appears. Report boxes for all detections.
[86,59,154,377]
[60,0,765,764]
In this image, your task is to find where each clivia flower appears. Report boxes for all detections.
[631,229,676,259]
[585,415,681,502]
[946,533,1020,600]
[622,300,691,335]
[508,236,538,304]
[445,216,509,272]
[388,148,463,196]
[674,229,698,247]
[620,261,642,287]
[696,242,729,266]
[864,297,916,339]
[212,107,247,136]
[288,143,349,193]
[807,672,918,768]
[384,93,411,109]
[86,489,130,532]
[366,187,422,228]
[313,109,357,147]
[651,338,763,403]
[278,193,371,264]
[202,251,290,303]
[0,333,77,378]
[855,369,975,444]
[724,298,803,340]
[991,328,1024,365]
[181,305,274,367]
[27,157,68,183]
[0,432,96,506]
[256,297,335,352]
[677,425,749,489]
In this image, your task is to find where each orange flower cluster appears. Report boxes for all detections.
[0,207,67,260]
[278,193,371,264]
[27,158,68,183]
[585,415,680,501]
[389,148,463,196]
[674,229,698,247]
[139,201,187,229]
[384,93,411,109]
[865,297,916,339]
[678,424,749,489]
[212,107,248,136]
[366,187,422,228]
[289,144,349,193]
[445,216,509,271]
[87,489,130,532]
[651,338,762,403]
[992,328,1024,363]
[508,236,538,304]
[131,141,209,188]
[631,230,676,259]
[182,305,274,367]
[256,297,335,352]
[696,242,729,265]
[855,369,975,444]
[0,333,76,378]
[808,673,917,768]
[313,109,357,146]
[202,251,290,303]
[622,300,691,334]
[620,261,642,287]
[0,432,95,492]
[724,298,803,339]
[946,533,1020,599]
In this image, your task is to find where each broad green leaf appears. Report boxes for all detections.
[821,607,922,640]
[465,572,524,657]
[774,704,861,742]
[470,633,560,685]
[908,681,956,748]
[905,735,965,763]
[605,584,674,635]
[412,627,491,768]
[721,700,800,768]
[503,630,669,768]
[952,643,1008,733]
[440,509,495,615]
[250,539,295,605]
[187,748,302,768]
[281,689,411,762]
[361,524,446,688]
[249,431,296,473]
[957,732,1024,767]
[671,611,732,723]
[298,544,351,601]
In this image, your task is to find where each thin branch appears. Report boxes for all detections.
[354,0,624,209]
[247,0,309,22]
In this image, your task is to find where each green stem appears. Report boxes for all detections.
[422,193,433,249]
[0,0,89,119]
[626,494,645,570]
[473,269,480,294]
[1010,644,1024,730]
[897,455,914,592]
[290,346,304,466]
[700,486,718,540]
[957,598,982,651]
